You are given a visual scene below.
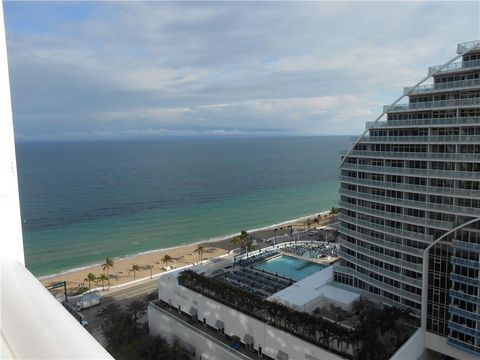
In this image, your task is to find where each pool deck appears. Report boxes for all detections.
[277,249,339,266]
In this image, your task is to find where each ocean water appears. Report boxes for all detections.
[254,255,325,281]
[16,136,351,276]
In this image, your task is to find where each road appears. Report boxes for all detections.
[80,278,159,330]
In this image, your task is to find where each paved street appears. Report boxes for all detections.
[80,278,158,330]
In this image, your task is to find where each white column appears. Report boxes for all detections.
[0,2,24,264]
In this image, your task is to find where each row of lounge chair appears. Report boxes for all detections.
[240,267,293,288]
[217,266,292,298]
[236,249,278,267]
[282,242,339,259]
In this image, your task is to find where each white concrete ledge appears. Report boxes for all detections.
[1,258,112,359]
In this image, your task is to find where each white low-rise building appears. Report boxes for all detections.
[148,265,352,360]
[269,266,360,313]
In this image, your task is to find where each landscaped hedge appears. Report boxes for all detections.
[178,269,418,360]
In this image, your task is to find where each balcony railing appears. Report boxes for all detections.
[357,134,480,143]
[341,149,480,163]
[449,305,480,323]
[450,272,480,287]
[337,233,423,272]
[449,289,480,305]
[340,188,480,217]
[339,201,452,230]
[366,116,480,129]
[384,97,480,112]
[339,249,422,288]
[341,163,480,181]
[338,213,432,243]
[451,256,480,270]
[338,221,425,256]
[404,78,480,95]
[457,40,480,53]
[452,240,480,253]
[340,175,480,199]
[448,321,480,338]
[428,58,480,75]
[447,337,480,355]
[333,264,422,303]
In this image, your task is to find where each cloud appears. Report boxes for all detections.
[4,1,479,140]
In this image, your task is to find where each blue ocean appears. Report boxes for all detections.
[16,136,351,276]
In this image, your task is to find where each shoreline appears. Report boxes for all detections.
[39,210,335,293]
[38,210,330,281]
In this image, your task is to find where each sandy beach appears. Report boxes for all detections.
[40,210,336,294]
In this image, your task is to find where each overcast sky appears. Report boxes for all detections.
[5,1,479,141]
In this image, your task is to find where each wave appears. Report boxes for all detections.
[37,210,331,280]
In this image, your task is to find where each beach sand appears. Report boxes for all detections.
[40,211,336,294]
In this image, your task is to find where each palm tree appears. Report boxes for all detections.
[85,272,96,289]
[245,241,255,253]
[145,264,154,279]
[193,245,205,264]
[102,257,114,285]
[231,230,250,253]
[161,254,173,269]
[128,299,146,322]
[329,207,340,224]
[129,264,141,278]
[97,273,109,290]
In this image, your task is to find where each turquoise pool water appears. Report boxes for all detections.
[254,255,324,281]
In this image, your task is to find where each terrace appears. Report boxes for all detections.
[216,267,294,299]
[149,299,262,360]
[281,242,339,260]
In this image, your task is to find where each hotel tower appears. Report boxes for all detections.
[335,41,480,358]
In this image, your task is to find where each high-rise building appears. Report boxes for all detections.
[334,40,480,358]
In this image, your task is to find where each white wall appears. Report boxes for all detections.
[148,304,247,360]
[390,328,426,360]
[426,331,479,360]
[157,272,348,360]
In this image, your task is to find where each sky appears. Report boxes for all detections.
[4,1,480,141]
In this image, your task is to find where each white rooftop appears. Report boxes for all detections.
[269,265,360,312]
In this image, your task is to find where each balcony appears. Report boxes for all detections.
[451,256,480,270]
[448,321,480,339]
[333,264,422,303]
[450,272,480,287]
[447,337,480,356]
[384,97,480,112]
[404,78,480,95]
[337,221,424,257]
[340,175,480,199]
[449,305,480,323]
[339,249,422,288]
[340,188,480,217]
[453,240,480,253]
[357,134,480,143]
[428,58,480,75]
[449,289,480,305]
[365,116,480,129]
[457,40,480,54]
[341,149,480,163]
[338,213,432,243]
[337,234,423,272]
[341,163,480,181]
[339,201,452,230]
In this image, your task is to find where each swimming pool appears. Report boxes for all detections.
[254,255,324,281]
